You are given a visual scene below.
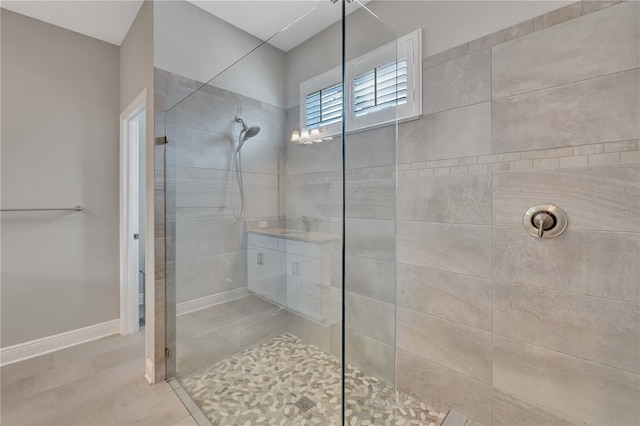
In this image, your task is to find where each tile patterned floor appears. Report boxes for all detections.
[0,332,194,426]
[179,333,447,426]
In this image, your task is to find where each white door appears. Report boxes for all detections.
[120,96,146,335]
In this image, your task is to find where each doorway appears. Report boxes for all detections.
[120,92,147,335]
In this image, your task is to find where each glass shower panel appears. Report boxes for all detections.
[163,1,346,423]
[341,2,413,424]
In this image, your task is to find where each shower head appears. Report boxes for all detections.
[234,117,261,151]
[244,125,261,139]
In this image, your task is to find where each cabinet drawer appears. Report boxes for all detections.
[278,239,323,258]
[248,233,279,250]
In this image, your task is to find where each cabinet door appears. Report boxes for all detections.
[247,245,280,303]
[285,252,324,321]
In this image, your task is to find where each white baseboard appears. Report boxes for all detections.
[0,319,120,367]
[177,287,249,316]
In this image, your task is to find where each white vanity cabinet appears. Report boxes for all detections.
[247,231,337,324]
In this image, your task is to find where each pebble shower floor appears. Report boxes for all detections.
[178,333,447,425]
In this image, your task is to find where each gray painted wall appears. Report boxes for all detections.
[120,0,153,289]
[1,10,120,346]
[154,0,287,108]
[119,0,161,382]
[120,1,154,111]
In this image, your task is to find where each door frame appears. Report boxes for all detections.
[119,90,147,336]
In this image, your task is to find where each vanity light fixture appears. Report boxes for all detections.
[290,128,334,145]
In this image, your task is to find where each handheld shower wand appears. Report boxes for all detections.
[231,117,261,220]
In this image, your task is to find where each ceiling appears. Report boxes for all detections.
[188,0,369,52]
[0,0,363,50]
[1,0,144,46]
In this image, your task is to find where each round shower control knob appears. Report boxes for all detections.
[522,204,567,239]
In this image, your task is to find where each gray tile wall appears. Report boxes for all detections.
[395,2,640,425]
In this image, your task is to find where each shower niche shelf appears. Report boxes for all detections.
[247,231,340,326]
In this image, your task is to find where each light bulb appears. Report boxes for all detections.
[310,128,320,136]
[322,136,333,141]
[290,130,300,142]
[300,128,310,140]
[313,139,323,143]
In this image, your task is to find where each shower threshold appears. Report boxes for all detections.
[177,333,449,426]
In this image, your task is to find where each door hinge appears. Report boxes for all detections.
[165,347,170,358]
[133,233,140,240]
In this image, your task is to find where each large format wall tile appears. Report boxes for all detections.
[167,90,240,135]
[396,349,492,425]
[168,217,247,260]
[399,172,492,224]
[493,2,639,98]
[346,176,395,220]
[493,69,640,153]
[345,328,395,386]
[166,125,281,176]
[240,179,280,221]
[239,101,286,146]
[167,174,278,222]
[345,218,396,261]
[398,222,492,277]
[171,251,247,303]
[345,125,395,169]
[423,48,491,114]
[165,124,234,170]
[397,307,492,383]
[285,181,332,219]
[493,164,640,232]
[346,292,395,345]
[494,335,640,425]
[345,255,395,303]
[286,138,340,176]
[493,389,584,426]
[494,281,640,373]
[235,138,283,176]
[396,264,492,331]
[493,227,639,302]
[398,102,491,163]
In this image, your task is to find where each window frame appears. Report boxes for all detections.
[298,29,422,137]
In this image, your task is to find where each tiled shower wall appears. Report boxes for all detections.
[395,2,640,425]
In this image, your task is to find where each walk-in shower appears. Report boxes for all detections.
[232,116,261,220]
[157,0,640,424]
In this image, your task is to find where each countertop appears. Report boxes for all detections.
[247,227,341,244]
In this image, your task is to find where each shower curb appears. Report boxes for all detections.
[168,378,213,426]
[441,409,469,426]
